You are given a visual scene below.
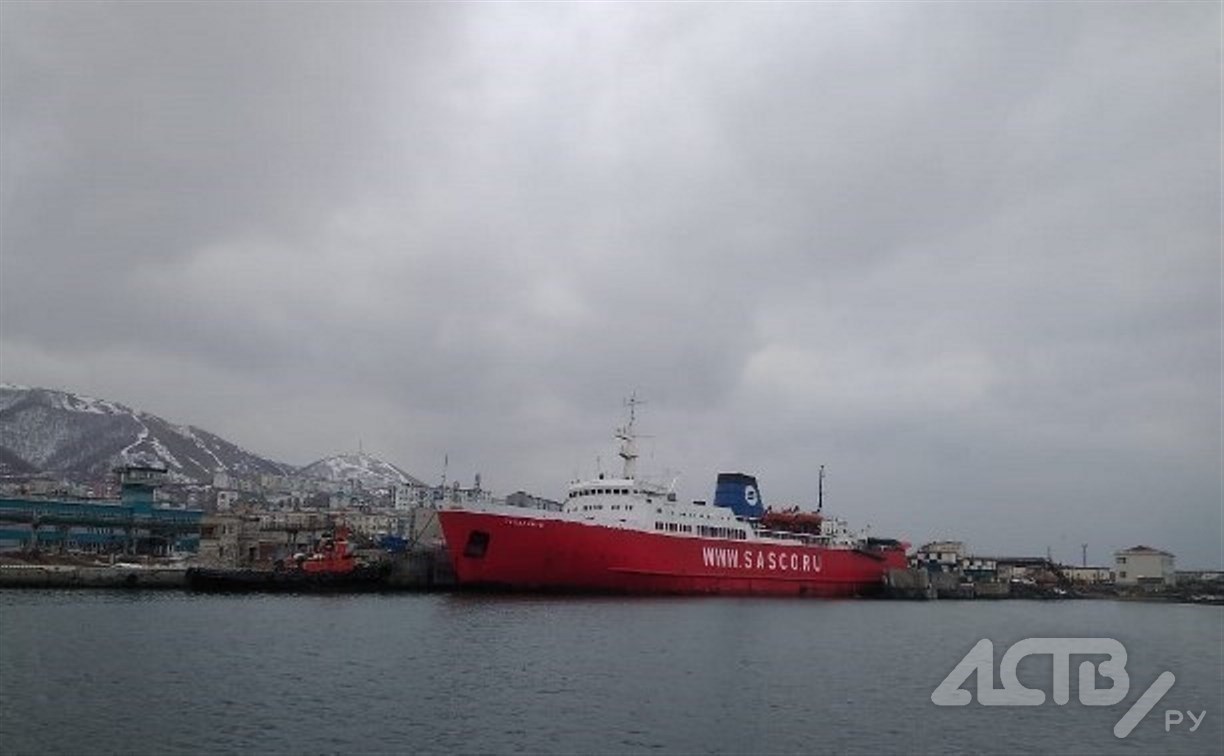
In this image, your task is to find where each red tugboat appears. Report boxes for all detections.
[438,399,908,597]
[299,526,359,574]
[186,526,390,592]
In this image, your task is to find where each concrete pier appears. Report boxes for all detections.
[883,568,1019,599]
[0,548,455,592]
[385,546,455,590]
[0,564,188,589]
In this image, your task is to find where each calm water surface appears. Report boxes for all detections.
[1,591,1220,755]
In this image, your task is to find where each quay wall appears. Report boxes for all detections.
[884,568,1017,599]
[0,564,187,589]
[386,546,455,590]
[0,548,454,591]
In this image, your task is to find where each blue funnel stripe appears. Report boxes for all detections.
[713,473,764,519]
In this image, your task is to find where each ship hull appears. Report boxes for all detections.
[438,510,906,597]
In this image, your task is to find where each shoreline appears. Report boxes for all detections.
[1,563,1219,604]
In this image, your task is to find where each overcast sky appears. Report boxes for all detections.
[1,2,1219,566]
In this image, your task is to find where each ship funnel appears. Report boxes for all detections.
[714,473,764,519]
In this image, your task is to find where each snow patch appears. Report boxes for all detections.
[118,423,150,461]
[179,425,227,470]
[149,436,183,470]
[300,452,424,488]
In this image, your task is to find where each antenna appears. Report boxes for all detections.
[441,454,448,488]
[616,393,645,479]
[1082,543,1088,568]
[817,465,825,513]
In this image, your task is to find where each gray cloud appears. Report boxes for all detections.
[2,1,1219,566]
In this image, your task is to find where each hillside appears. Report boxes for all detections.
[0,384,293,484]
[299,451,426,491]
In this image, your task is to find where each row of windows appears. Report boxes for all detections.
[570,488,633,498]
[697,525,747,540]
[581,504,636,512]
[653,522,748,539]
[656,522,693,533]
[674,509,730,522]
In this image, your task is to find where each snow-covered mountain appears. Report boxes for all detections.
[0,384,293,483]
[299,451,425,491]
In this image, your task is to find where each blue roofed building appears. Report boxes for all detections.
[0,464,202,555]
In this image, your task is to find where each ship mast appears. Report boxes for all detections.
[616,394,643,480]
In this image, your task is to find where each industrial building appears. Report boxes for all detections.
[1114,545,1176,587]
[0,465,202,555]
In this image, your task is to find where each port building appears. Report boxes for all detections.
[1114,546,1176,587]
[0,465,201,555]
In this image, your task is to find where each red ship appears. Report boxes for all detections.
[439,399,908,597]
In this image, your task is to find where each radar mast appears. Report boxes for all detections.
[616,394,644,480]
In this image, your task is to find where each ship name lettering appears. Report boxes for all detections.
[702,547,822,573]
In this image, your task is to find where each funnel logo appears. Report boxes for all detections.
[744,486,758,507]
[932,638,1201,739]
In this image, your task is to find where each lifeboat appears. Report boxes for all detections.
[760,508,824,534]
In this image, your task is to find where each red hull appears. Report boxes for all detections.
[438,509,907,597]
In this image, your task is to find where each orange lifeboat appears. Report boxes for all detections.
[761,507,824,534]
